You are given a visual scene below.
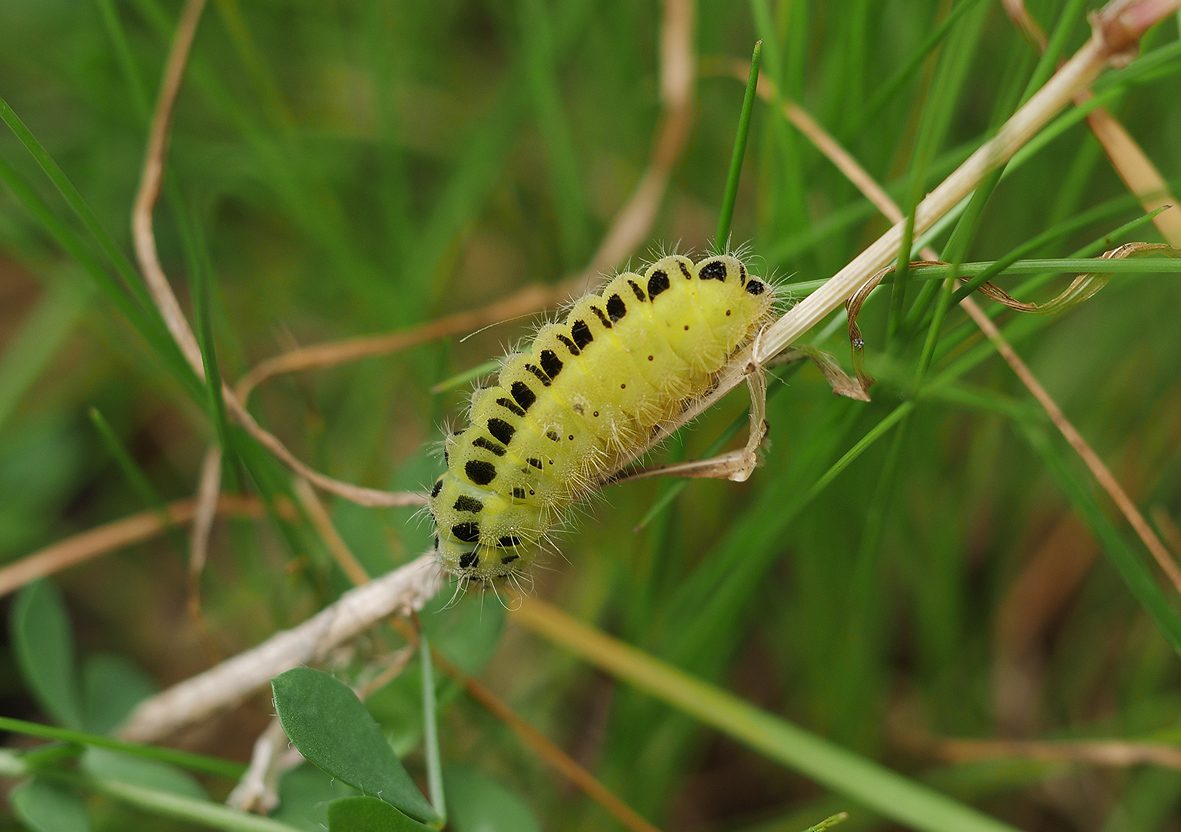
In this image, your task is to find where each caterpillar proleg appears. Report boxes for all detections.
[429,253,777,581]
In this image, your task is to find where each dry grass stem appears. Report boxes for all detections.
[924,735,1181,771]
[187,446,222,581]
[118,552,441,742]
[750,1,1152,366]
[290,478,371,587]
[225,718,297,814]
[0,495,275,598]
[1003,1,1181,246]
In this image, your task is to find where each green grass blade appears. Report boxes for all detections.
[419,636,446,823]
[523,603,1019,832]
[0,715,243,778]
[0,277,88,431]
[0,98,154,314]
[716,41,763,249]
[1021,424,1181,654]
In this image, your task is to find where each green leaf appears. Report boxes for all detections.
[443,766,541,832]
[327,796,434,832]
[82,748,207,800]
[271,668,438,824]
[272,765,358,832]
[81,654,157,734]
[10,778,90,832]
[11,581,82,728]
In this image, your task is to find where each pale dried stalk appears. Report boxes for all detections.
[752,4,1149,365]
[926,736,1181,771]
[290,478,371,587]
[226,719,296,813]
[118,553,441,742]
[1003,1,1181,246]
[722,5,1181,594]
[187,446,222,579]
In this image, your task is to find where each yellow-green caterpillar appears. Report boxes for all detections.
[429,252,776,582]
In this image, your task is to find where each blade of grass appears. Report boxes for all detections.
[516,599,1019,832]
[886,0,990,343]
[715,40,763,249]
[419,634,446,822]
[0,99,157,316]
[0,277,88,431]
[179,198,239,486]
[0,154,200,400]
[844,0,987,137]
[1021,424,1181,653]
[518,0,590,265]
[0,715,243,778]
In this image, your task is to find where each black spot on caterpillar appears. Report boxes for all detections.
[472,437,506,456]
[570,320,594,349]
[451,522,480,543]
[539,349,563,379]
[606,293,627,322]
[699,259,728,281]
[453,496,484,513]
[488,418,516,445]
[510,381,536,411]
[647,269,670,298]
[429,253,776,580]
[464,459,497,485]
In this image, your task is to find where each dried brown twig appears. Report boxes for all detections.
[916,733,1181,771]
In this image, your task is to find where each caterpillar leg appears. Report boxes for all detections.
[612,368,769,484]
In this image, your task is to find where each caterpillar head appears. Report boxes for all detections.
[429,472,537,582]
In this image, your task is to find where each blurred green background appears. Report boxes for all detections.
[2,1,1180,830]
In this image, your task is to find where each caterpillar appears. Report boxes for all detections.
[428,252,777,583]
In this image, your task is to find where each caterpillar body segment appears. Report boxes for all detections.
[430,253,776,581]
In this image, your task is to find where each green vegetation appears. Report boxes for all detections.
[2,1,1180,830]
